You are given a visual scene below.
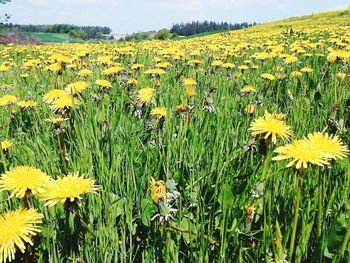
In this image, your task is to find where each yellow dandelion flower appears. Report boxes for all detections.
[0,65,9,72]
[1,140,13,151]
[245,104,256,115]
[182,78,197,98]
[103,66,124,76]
[45,116,68,126]
[43,89,67,104]
[185,85,196,98]
[151,107,167,118]
[212,60,223,67]
[273,139,329,170]
[182,78,197,87]
[65,81,88,94]
[78,69,92,77]
[41,173,98,207]
[96,56,112,65]
[0,166,51,198]
[144,68,165,75]
[300,67,313,73]
[285,56,298,64]
[238,65,249,70]
[138,88,155,104]
[20,73,29,78]
[307,132,349,160]
[150,177,166,204]
[0,208,43,263]
[327,50,350,63]
[95,79,112,88]
[0,95,18,107]
[261,73,275,81]
[336,72,347,79]
[46,62,63,74]
[291,71,302,78]
[241,85,256,94]
[222,63,234,69]
[17,100,38,109]
[127,78,137,85]
[156,62,170,69]
[189,60,203,66]
[131,64,144,70]
[249,111,293,144]
[49,94,81,111]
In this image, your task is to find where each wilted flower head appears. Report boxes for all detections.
[150,177,166,204]
[245,204,256,221]
[245,104,256,115]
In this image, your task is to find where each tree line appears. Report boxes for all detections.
[170,21,257,36]
[3,23,112,39]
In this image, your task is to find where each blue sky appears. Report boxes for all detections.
[2,0,349,34]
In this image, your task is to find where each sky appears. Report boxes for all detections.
[1,0,349,34]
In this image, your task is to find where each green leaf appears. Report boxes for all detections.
[141,198,158,227]
[218,183,233,211]
[323,247,334,259]
[180,217,197,245]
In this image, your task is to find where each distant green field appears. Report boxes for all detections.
[22,32,72,43]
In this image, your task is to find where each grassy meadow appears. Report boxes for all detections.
[0,9,349,263]
[22,32,72,43]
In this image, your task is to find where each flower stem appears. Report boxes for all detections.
[58,132,67,173]
[289,175,302,262]
[77,214,96,237]
[317,169,323,239]
[23,189,31,209]
[340,223,350,258]
[0,142,7,172]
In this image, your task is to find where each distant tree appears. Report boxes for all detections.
[170,21,256,36]
[0,0,11,4]
[154,29,170,40]
[69,29,88,40]
[3,23,112,39]
[43,25,53,33]
[96,31,104,39]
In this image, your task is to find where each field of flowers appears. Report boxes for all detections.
[0,10,349,263]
